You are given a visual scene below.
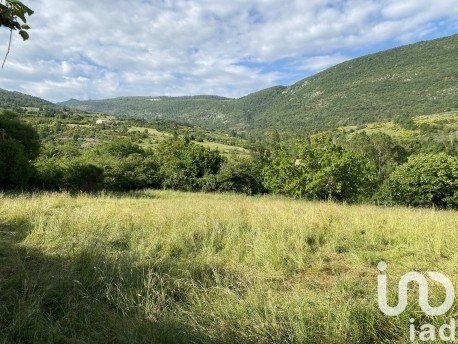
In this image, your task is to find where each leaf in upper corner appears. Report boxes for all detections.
[18,30,29,41]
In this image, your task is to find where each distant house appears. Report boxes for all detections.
[96,119,110,125]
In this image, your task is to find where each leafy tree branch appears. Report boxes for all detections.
[0,0,33,67]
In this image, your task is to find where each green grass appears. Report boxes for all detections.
[197,140,250,155]
[334,112,458,147]
[1,191,457,343]
[127,126,249,154]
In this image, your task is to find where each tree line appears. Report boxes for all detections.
[1,110,457,209]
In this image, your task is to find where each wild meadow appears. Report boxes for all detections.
[1,190,457,343]
[0,4,457,344]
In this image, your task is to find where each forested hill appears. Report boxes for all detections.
[257,34,457,132]
[52,34,458,133]
[61,95,244,130]
[0,88,55,109]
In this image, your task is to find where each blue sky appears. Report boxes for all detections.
[0,0,456,102]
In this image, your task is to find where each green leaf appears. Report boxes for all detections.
[18,30,29,41]
[15,11,27,23]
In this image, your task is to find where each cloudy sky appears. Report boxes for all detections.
[0,0,457,102]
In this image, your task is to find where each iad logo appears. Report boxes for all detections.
[377,261,455,316]
[377,261,456,342]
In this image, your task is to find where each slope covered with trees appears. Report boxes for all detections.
[1,105,456,208]
[0,88,55,109]
[259,34,457,132]
[62,95,245,129]
[60,34,458,134]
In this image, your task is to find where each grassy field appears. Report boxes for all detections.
[338,112,458,139]
[128,125,249,154]
[1,191,457,343]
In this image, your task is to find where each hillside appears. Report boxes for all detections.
[0,88,55,109]
[61,95,245,129]
[260,34,458,132]
[60,34,458,134]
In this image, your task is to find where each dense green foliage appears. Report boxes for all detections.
[32,137,223,193]
[61,35,457,134]
[380,153,458,208]
[0,88,55,109]
[0,106,455,208]
[262,135,378,202]
[344,132,408,180]
[0,110,39,187]
[154,137,222,190]
[214,156,264,195]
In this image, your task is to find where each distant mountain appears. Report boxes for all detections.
[57,34,458,134]
[0,88,55,109]
[255,34,457,132]
[61,94,243,129]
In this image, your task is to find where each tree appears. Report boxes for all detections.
[0,0,33,66]
[0,109,40,187]
[101,154,161,191]
[155,137,222,191]
[346,132,407,181]
[262,134,378,202]
[62,162,104,192]
[261,146,298,196]
[95,138,143,157]
[381,153,458,208]
[82,139,162,191]
[0,135,32,187]
[216,156,264,195]
[32,157,64,190]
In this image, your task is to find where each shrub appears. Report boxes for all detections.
[216,156,264,195]
[102,154,162,191]
[0,110,40,188]
[32,158,64,190]
[381,153,458,208]
[156,137,223,191]
[62,162,104,192]
[262,135,378,202]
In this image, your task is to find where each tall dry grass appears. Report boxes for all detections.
[1,190,457,343]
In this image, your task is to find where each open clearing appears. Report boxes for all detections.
[1,191,457,343]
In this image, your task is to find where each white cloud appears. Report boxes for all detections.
[0,0,456,102]
[297,54,349,73]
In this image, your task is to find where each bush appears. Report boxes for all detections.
[262,135,378,202]
[216,157,264,195]
[62,162,104,192]
[156,138,223,191]
[102,154,162,191]
[32,158,64,190]
[0,136,34,187]
[381,153,458,208]
[0,110,40,188]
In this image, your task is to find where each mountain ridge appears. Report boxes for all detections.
[0,88,55,109]
[60,34,457,133]
[1,34,456,135]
